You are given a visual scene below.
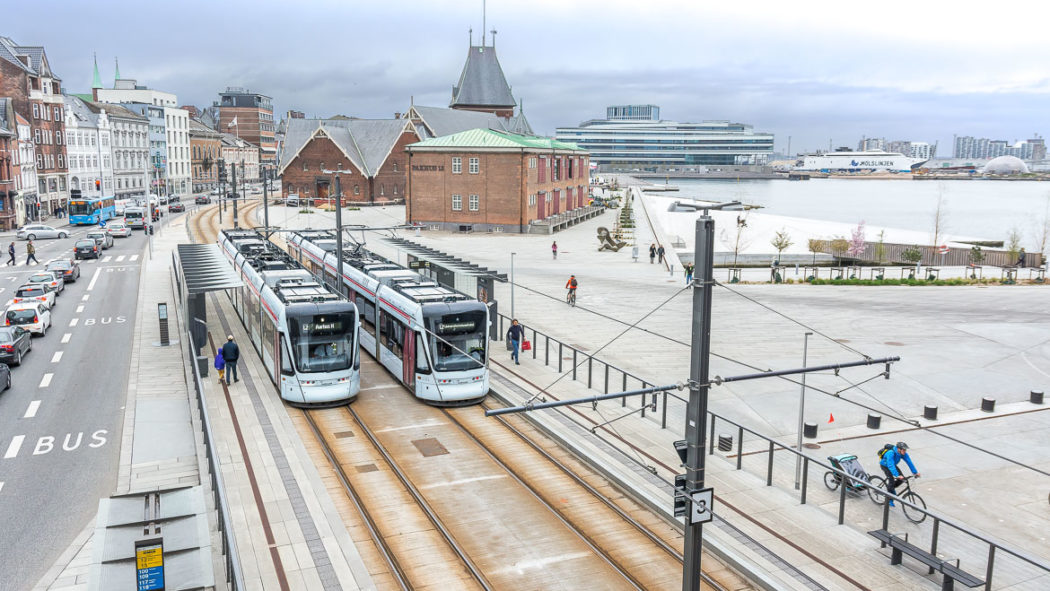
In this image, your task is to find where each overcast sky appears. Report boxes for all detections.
[9,0,1050,154]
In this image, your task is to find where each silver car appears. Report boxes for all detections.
[85,230,114,249]
[16,224,68,241]
[107,222,132,238]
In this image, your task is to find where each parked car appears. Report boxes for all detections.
[0,326,32,366]
[107,222,132,238]
[16,224,68,240]
[195,195,212,204]
[85,230,114,249]
[210,188,221,195]
[74,239,101,260]
[0,362,9,390]
[26,271,64,295]
[168,203,185,213]
[4,302,51,336]
[13,283,57,310]
[45,259,81,282]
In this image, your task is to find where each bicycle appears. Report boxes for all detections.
[867,474,926,523]
[566,289,576,306]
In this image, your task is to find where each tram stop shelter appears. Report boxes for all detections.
[173,243,243,374]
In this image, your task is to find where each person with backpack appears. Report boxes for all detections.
[878,441,920,506]
[214,349,226,384]
[565,275,578,304]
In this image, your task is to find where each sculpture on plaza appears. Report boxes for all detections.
[596,227,627,252]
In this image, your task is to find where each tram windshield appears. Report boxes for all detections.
[426,310,486,372]
[288,311,356,373]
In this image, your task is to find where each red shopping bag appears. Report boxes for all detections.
[522,340,532,351]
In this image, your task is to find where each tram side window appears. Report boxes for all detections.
[379,312,404,359]
[356,295,375,336]
[415,334,431,373]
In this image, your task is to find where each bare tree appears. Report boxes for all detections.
[931,189,948,248]
[770,229,793,264]
[719,213,753,267]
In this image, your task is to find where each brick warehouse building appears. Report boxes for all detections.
[278,118,418,204]
[406,128,589,233]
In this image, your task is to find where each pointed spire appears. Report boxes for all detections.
[114,57,121,86]
[91,53,102,89]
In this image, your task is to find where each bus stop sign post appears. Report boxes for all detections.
[135,538,164,591]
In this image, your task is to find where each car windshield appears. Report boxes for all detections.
[0,328,15,341]
[28,275,52,282]
[87,233,103,239]
[425,310,487,372]
[287,311,356,374]
[46,262,69,271]
[6,309,37,323]
[76,240,95,247]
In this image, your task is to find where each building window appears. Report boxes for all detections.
[529,157,537,169]
[468,157,479,174]
[34,129,41,144]
[529,194,536,206]
[36,155,43,169]
[58,154,64,168]
[393,184,398,195]
[451,157,461,174]
[33,104,39,119]
[380,185,385,196]
[392,162,398,172]
[451,194,462,211]
[55,107,62,121]
[468,194,479,211]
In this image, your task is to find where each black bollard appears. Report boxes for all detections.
[803,422,818,439]
[923,405,938,420]
[981,397,996,412]
[1031,391,1044,405]
[718,434,733,452]
[866,414,882,429]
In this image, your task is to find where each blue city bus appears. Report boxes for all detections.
[69,196,117,225]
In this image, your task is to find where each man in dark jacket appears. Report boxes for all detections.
[222,335,240,384]
[507,319,523,365]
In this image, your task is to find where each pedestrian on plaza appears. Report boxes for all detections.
[552,241,558,259]
[685,263,694,286]
[507,319,523,365]
[25,240,37,265]
[222,335,240,384]
[214,350,226,384]
[6,242,14,266]
[657,244,666,264]
[649,243,656,264]
[1017,248,1026,268]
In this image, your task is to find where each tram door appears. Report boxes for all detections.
[402,328,415,387]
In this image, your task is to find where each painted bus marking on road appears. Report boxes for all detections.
[33,431,108,455]
[61,333,71,344]
[24,401,40,418]
[39,373,53,388]
[51,352,63,363]
[4,436,24,459]
[81,316,127,326]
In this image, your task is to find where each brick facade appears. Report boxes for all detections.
[189,120,221,192]
[406,147,590,233]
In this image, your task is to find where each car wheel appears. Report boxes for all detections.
[40,325,45,337]
[58,232,67,239]
[27,340,31,351]
[13,351,20,366]
[4,374,9,390]
[27,234,35,240]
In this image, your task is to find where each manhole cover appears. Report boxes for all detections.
[884,341,905,346]
[803,443,822,449]
[354,463,379,474]
[412,437,449,457]
[334,430,355,439]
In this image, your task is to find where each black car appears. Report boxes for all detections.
[0,326,31,366]
[0,363,9,391]
[195,195,211,204]
[168,203,185,213]
[74,239,101,260]
[45,259,81,282]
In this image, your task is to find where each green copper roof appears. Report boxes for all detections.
[409,127,584,151]
[91,54,102,89]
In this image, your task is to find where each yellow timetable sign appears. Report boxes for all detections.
[136,545,163,569]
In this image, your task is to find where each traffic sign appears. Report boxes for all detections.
[98,220,107,228]
[938,245,949,255]
[690,487,714,524]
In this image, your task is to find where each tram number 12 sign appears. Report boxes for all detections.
[136,540,165,591]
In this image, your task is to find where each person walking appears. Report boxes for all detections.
[6,242,14,266]
[25,240,38,265]
[1017,248,1026,268]
[878,441,920,507]
[685,262,694,286]
[648,243,656,264]
[214,350,226,384]
[221,335,240,384]
[552,241,558,259]
[657,244,666,264]
[507,319,523,365]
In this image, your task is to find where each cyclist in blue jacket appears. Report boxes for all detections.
[879,441,920,506]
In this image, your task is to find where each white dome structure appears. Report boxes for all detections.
[984,155,1029,175]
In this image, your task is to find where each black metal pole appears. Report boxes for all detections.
[684,214,715,591]
[231,161,239,229]
[334,174,343,291]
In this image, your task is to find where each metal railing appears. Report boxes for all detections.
[494,310,1049,588]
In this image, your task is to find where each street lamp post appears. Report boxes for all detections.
[143,146,153,258]
[231,161,238,229]
[794,332,813,489]
[322,165,352,294]
[510,252,516,319]
[262,165,270,239]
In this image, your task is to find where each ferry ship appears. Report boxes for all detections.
[796,150,927,173]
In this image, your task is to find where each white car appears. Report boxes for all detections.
[107,222,132,238]
[4,302,51,336]
[26,271,64,295]
[13,283,57,310]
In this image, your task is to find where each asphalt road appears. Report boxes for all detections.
[0,221,153,590]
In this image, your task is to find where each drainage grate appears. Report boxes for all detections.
[333,430,355,439]
[354,463,379,474]
[412,437,449,457]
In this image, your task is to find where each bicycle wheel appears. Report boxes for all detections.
[902,491,927,523]
[867,476,887,504]
[823,471,840,491]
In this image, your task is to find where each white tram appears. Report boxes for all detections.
[288,230,489,406]
[219,229,360,406]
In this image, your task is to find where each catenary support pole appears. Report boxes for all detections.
[510,252,516,319]
[683,213,715,591]
[794,331,812,489]
[263,166,270,239]
[231,161,239,229]
[335,174,344,289]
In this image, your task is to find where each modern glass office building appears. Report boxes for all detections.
[556,105,774,168]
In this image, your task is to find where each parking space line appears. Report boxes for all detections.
[39,373,53,388]
[51,351,63,363]
[86,268,101,291]
[24,401,40,418]
[69,318,79,327]
[61,333,71,344]
[4,436,24,459]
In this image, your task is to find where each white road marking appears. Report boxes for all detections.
[69,318,79,327]
[61,333,71,344]
[24,401,41,418]
[76,305,84,313]
[0,482,4,493]
[51,351,63,363]
[39,373,53,388]
[116,255,125,262]
[420,475,507,490]
[102,256,112,262]
[130,255,139,261]
[86,268,101,291]
[4,436,24,459]
[81,294,89,301]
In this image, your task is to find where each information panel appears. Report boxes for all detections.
[136,541,164,591]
